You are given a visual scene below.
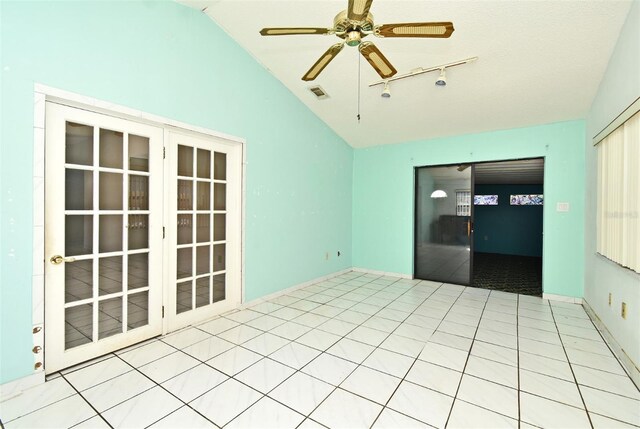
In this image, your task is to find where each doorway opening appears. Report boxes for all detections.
[414,158,544,296]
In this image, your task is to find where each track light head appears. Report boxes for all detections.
[381,82,391,98]
[435,68,447,86]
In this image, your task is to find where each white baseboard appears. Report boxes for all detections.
[352,267,413,280]
[241,268,353,309]
[582,299,640,389]
[543,293,583,304]
[0,372,45,402]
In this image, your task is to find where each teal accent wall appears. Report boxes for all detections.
[353,120,585,297]
[584,1,639,368]
[0,1,352,384]
[474,184,543,257]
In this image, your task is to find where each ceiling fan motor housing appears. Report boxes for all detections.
[334,10,375,46]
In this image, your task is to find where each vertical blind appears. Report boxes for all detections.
[596,110,640,274]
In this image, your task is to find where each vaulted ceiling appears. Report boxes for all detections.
[179,0,632,148]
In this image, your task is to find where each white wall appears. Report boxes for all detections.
[584,0,640,375]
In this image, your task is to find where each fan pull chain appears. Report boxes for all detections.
[357,54,361,123]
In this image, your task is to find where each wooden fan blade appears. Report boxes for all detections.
[347,0,374,22]
[359,42,397,79]
[302,43,344,81]
[376,22,454,38]
[260,27,331,36]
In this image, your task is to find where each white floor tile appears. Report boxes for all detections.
[216,325,263,345]
[565,347,627,375]
[470,340,518,366]
[244,314,287,331]
[268,342,321,369]
[0,377,76,422]
[162,327,211,349]
[317,318,359,336]
[372,408,430,428]
[4,394,95,429]
[148,406,213,428]
[296,329,342,351]
[519,350,574,381]
[519,369,584,408]
[478,318,518,336]
[335,310,371,325]
[101,386,182,428]
[387,380,454,428]
[224,309,263,324]
[518,326,562,345]
[380,334,426,358]
[562,335,613,357]
[248,301,285,315]
[589,412,640,428]
[160,364,227,403]
[310,388,383,429]
[456,375,518,419]
[327,338,375,364]
[447,399,518,428]
[346,326,389,346]
[362,348,415,378]
[429,331,473,351]
[235,358,295,393]
[190,378,262,427]
[241,332,290,356]
[138,351,200,383]
[518,337,567,361]
[474,329,518,349]
[341,366,401,405]
[118,341,176,368]
[418,342,469,372]
[271,306,306,321]
[573,365,640,399]
[301,353,357,386]
[288,299,322,312]
[394,323,435,342]
[181,335,235,361]
[65,357,132,391]
[292,312,331,328]
[520,392,591,428]
[269,372,334,415]
[437,321,476,339]
[206,346,262,376]
[405,359,462,397]
[226,396,304,429]
[580,385,640,426]
[197,317,239,335]
[297,418,327,429]
[309,304,345,318]
[82,370,154,412]
[269,321,312,340]
[72,415,111,428]
[464,355,518,388]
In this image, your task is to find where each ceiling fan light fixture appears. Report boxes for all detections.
[435,68,447,86]
[381,82,391,98]
[346,30,362,46]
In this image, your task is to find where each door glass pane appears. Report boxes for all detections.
[128,291,148,329]
[213,214,225,241]
[128,253,148,290]
[197,182,210,210]
[129,176,148,210]
[128,215,148,250]
[214,183,226,210]
[99,215,123,253]
[214,152,226,180]
[197,149,211,178]
[99,172,123,210]
[212,274,225,303]
[65,304,93,349]
[213,244,225,272]
[178,180,193,210]
[66,122,93,166]
[178,145,193,177]
[99,256,122,296]
[178,214,192,245]
[177,248,192,279]
[129,135,149,172]
[65,259,93,303]
[176,281,192,314]
[66,215,93,256]
[196,277,209,308]
[196,246,210,275]
[414,165,471,285]
[65,169,93,210]
[99,129,123,169]
[197,214,210,242]
[98,297,122,340]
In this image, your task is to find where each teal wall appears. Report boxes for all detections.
[474,184,543,257]
[0,1,352,384]
[353,120,585,297]
[584,0,639,368]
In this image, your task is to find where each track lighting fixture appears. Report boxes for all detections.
[381,82,391,98]
[435,68,447,86]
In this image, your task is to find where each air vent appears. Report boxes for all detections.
[308,86,329,100]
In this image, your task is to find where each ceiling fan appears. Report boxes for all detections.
[259,0,455,81]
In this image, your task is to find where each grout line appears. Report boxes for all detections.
[60,373,114,429]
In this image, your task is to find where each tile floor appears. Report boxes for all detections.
[2,272,639,428]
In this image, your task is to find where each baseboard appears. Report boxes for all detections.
[352,267,413,280]
[582,299,640,389]
[241,268,353,309]
[543,293,583,304]
[0,372,45,402]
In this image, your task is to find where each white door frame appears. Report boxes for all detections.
[31,85,245,378]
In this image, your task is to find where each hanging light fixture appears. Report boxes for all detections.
[381,82,391,98]
[430,190,447,198]
[435,68,447,86]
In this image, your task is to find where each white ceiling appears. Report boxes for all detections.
[179,0,631,148]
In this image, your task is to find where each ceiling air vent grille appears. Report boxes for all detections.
[308,86,329,100]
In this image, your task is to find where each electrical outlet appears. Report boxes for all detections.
[608,293,612,306]
[621,302,627,319]
[325,252,329,261]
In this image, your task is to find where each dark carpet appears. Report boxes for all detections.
[472,252,542,296]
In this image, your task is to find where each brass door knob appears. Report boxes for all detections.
[50,255,76,265]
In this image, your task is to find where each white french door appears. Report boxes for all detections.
[44,102,164,373]
[165,130,242,331]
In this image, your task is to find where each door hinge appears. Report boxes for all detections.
[162,306,165,318]
[163,147,166,159]
[163,227,165,239]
